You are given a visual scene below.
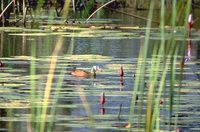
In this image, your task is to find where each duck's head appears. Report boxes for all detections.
[91,65,101,75]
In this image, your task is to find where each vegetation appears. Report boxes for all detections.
[0,0,200,132]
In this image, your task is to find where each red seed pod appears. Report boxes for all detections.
[188,14,193,37]
[100,92,105,106]
[188,14,193,26]
[119,65,124,77]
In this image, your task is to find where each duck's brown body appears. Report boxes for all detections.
[70,69,94,77]
[70,66,101,77]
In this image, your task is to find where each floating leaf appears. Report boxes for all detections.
[9,33,48,36]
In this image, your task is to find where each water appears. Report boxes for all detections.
[1,10,200,132]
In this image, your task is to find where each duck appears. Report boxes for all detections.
[70,65,101,77]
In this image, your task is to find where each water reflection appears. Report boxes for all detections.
[120,77,124,90]
[117,104,122,120]
[0,31,141,58]
[186,39,192,61]
[2,30,199,59]
[100,107,105,115]
[0,109,7,130]
[0,32,71,57]
[197,43,200,59]
[100,92,105,115]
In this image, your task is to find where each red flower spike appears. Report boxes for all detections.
[100,92,105,106]
[188,14,193,28]
[119,65,124,77]
[188,14,193,37]
[0,61,3,68]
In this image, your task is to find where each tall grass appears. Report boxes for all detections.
[30,1,70,131]
[128,0,192,132]
[27,0,192,131]
[128,0,155,131]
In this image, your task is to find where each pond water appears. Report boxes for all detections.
[1,9,200,132]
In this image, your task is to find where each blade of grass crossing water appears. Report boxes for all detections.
[171,0,177,27]
[171,0,180,130]
[151,56,170,131]
[143,1,156,131]
[40,37,64,132]
[78,87,94,131]
[181,0,192,53]
[47,69,65,132]
[62,0,70,21]
[30,40,38,131]
[169,47,178,130]
[128,0,155,131]
[150,0,165,131]
[39,1,70,131]
[167,0,178,130]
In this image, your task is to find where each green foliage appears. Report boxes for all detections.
[81,0,95,18]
